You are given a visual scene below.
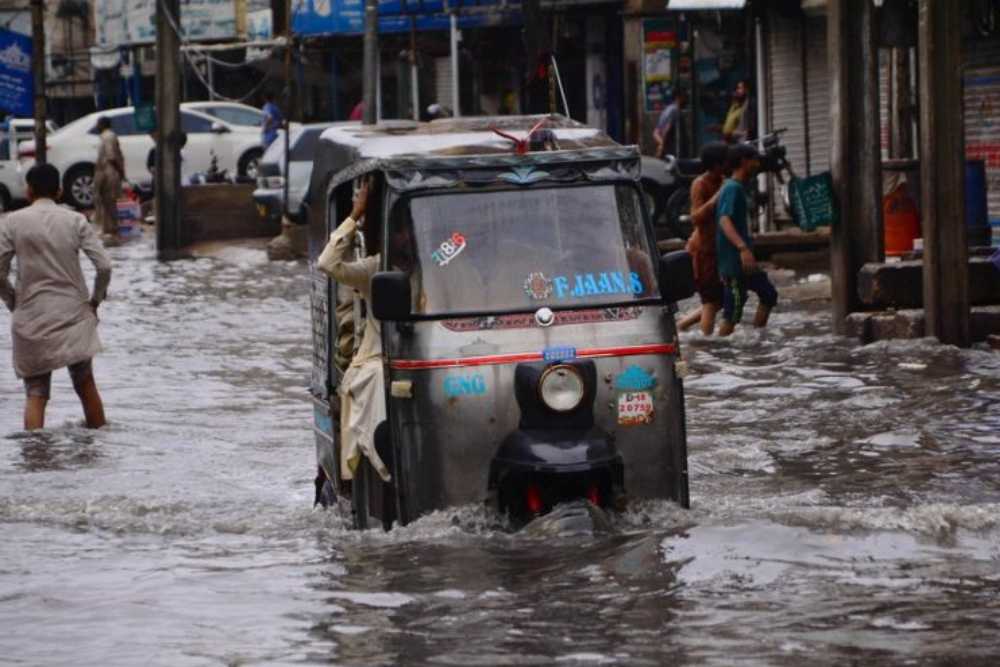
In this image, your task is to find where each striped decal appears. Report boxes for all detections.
[388,343,677,371]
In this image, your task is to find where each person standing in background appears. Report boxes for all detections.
[0,164,112,430]
[261,93,283,149]
[653,90,687,159]
[722,80,752,144]
[93,116,125,242]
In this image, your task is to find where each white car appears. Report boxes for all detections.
[18,105,267,209]
[182,101,265,128]
[0,119,59,211]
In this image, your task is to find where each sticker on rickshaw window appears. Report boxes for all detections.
[430,232,467,267]
[524,272,554,300]
[550,271,645,299]
[618,391,655,426]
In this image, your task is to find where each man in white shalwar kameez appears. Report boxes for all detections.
[317,179,392,483]
[0,164,112,430]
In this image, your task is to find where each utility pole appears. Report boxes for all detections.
[283,0,292,215]
[30,0,46,164]
[362,0,377,125]
[918,0,969,346]
[156,0,183,260]
[827,0,883,333]
[409,18,419,121]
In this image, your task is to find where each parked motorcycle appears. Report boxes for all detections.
[640,129,795,241]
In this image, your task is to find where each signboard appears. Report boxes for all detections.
[292,0,519,36]
[0,29,32,117]
[93,0,238,49]
[643,20,676,113]
[134,101,156,132]
[790,172,837,232]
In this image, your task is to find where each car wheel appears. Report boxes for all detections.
[238,149,263,180]
[64,165,95,209]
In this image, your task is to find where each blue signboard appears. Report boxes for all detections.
[0,29,32,117]
[292,0,521,36]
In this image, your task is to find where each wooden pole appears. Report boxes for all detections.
[889,48,913,159]
[362,0,377,125]
[30,0,46,164]
[155,0,183,260]
[283,0,292,215]
[918,0,970,346]
[828,0,883,333]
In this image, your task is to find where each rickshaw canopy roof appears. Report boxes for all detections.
[312,115,642,194]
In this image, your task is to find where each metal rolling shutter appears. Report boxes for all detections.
[804,15,830,176]
[964,65,1000,223]
[767,11,807,177]
[434,57,453,109]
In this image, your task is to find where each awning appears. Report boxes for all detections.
[666,0,747,10]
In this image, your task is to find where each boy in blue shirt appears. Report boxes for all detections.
[715,143,778,336]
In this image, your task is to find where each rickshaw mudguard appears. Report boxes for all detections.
[492,427,619,475]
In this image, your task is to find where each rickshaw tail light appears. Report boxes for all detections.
[526,485,543,515]
[538,365,585,413]
[586,484,600,506]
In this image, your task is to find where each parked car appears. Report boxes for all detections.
[253,123,340,224]
[182,101,264,128]
[18,105,267,209]
[0,119,59,211]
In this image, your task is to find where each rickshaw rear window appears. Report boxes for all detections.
[389,184,658,316]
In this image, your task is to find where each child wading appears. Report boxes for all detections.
[715,143,778,336]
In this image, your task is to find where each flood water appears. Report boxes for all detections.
[2,234,999,666]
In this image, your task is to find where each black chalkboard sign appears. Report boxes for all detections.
[790,172,837,232]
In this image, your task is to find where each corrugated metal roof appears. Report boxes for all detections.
[666,0,747,10]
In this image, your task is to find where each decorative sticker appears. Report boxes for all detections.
[444,373,487,397]
[551,271,644,299]
[524,272,554,300]
[543,346,577,362]
[615,365,656,392]
[618,391,655,426]
[430,232,467,267]
[442,306,643,332]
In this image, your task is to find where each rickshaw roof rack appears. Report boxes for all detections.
[318,114,623,162]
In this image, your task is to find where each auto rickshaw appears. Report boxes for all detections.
[307,115,694,529]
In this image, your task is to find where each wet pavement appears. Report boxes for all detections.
[1,233,999,666]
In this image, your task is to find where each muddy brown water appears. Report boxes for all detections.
[1,236,998,666]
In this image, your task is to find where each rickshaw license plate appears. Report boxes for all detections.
[618,391,654,425]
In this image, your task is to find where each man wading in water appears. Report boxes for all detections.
[0,164,112,430]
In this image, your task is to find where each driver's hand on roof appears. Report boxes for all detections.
[350,178,370,224]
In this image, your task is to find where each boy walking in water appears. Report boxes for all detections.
[715,144,777,337]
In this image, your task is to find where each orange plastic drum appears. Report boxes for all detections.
[883,183,921,257]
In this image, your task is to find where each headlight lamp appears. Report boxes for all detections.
[538,364,585,413]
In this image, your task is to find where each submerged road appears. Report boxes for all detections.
[1,234,999,666]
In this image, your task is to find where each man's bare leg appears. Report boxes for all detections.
[74,375,106,429]
[700,303,720,336]
[24,397,47,430]
[753,303,773,328]
[677,307,702,331]
[718,319,735,337]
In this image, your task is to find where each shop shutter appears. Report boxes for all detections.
[434,57,453,110]
[767,11,808,179]
[804,15,830,176]
[964,65,1000,223]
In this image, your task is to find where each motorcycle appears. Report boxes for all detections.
[640,129,796,242]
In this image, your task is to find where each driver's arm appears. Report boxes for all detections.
[317,217,377,292]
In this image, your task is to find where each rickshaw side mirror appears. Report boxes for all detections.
[371,271,412,321]
[659,251,696,304]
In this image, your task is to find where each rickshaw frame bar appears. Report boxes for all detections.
[388,343,677,370]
